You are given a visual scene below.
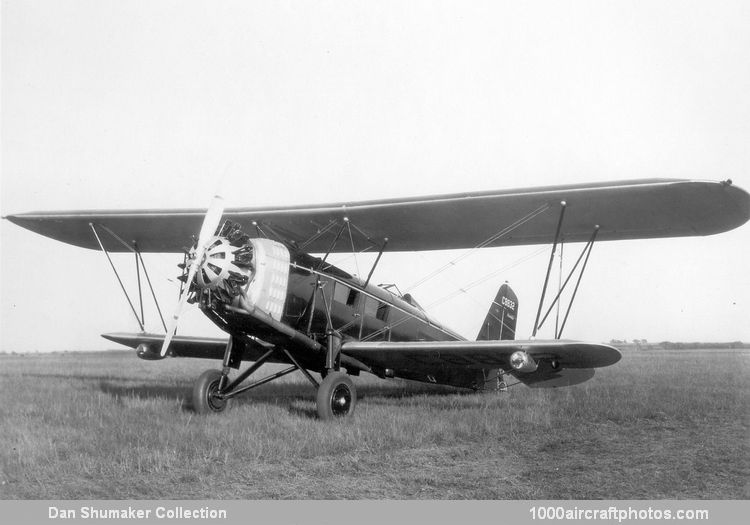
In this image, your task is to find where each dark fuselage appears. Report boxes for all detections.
[203,249,467,378]
[283,252,463,345]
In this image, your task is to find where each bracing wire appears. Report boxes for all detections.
[422,246,548,310]
[328,245,375,269]
[360,245,548,342]
[405,203,549,293]
[300,220,339,250]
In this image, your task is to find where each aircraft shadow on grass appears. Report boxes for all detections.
[20,370,511,419]
[93,377,468,417]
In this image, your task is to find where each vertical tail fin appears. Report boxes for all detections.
[475,283,518,392]
[476,283,517,341]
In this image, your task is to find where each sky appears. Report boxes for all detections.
[2,0,749,352]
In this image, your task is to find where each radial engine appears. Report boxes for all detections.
[179,221,290,320]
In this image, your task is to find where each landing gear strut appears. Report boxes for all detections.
[190,333,357,419]
[316,330,356,419]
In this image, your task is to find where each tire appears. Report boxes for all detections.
[192,369,229,414]
[316,372,356,420]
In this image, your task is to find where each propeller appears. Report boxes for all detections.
[160,195,225,357]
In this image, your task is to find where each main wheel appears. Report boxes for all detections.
[193,370,229,414]
[316,372,356,420]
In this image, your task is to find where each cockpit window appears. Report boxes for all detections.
[402,293,424,310]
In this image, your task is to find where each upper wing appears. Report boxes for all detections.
[6,178,749,252]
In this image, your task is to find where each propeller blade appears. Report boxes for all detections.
[197,195,225,249]
[160,196,225,357]
[160,262,199,356]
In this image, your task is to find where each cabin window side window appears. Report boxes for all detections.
[333,282,350,304]
[363,297,378,318]
[376,303,390,322]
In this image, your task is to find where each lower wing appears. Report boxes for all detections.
[102,332,274,364]
[341,339,621,389]
[102,332,621,389]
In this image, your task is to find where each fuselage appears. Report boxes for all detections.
[284,251,464,345]
[194,236,465,374]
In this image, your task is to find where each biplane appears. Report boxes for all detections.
[6,178,749,419]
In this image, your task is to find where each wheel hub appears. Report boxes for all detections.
[330,384,352,416]
[206,381,226,411]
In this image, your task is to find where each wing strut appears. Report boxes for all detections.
[297,215,388,336]
[364,237,389,288]
[89,223,168,333]
[555,242,564,337]
[536,225,600,335]
[556,226,599,339]
[135,244,167,332]
[134,245,144,325]
[90,223,144,332]
[532,201,567,337]
[317,221,348,270]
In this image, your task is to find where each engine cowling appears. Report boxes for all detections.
[238,238,290,321]
[182,221,290,321]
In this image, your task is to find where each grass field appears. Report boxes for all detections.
[0,347,747,499]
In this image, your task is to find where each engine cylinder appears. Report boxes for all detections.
[193,236,253,295]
